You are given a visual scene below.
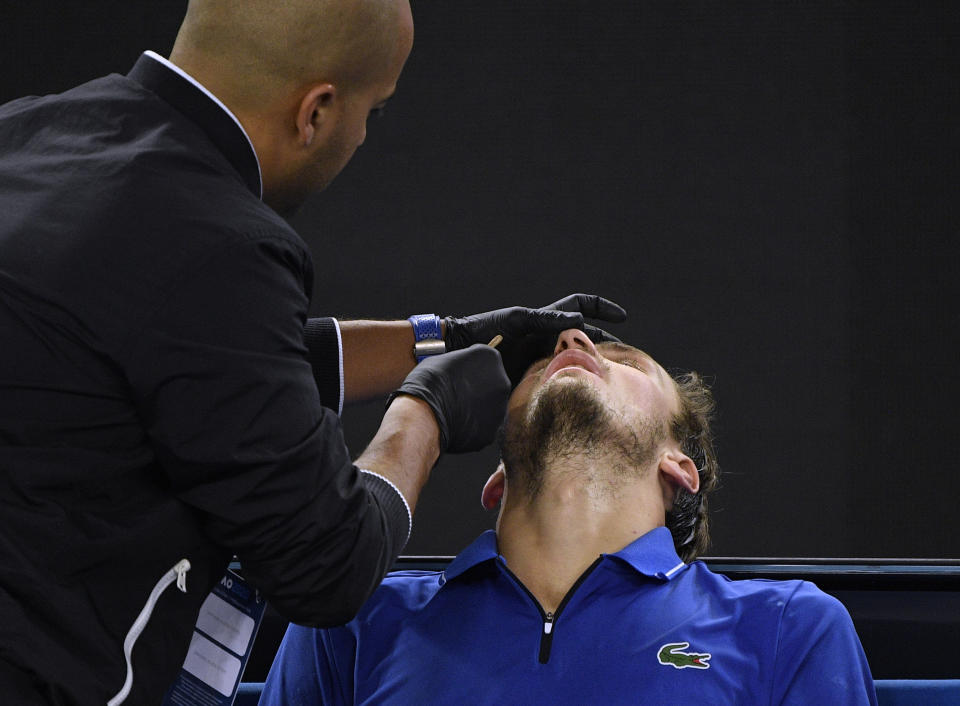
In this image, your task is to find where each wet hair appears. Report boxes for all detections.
[666,371,719,562]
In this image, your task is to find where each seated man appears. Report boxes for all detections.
[260,329,877,705]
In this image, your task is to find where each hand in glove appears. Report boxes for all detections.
[444,293,627,385]
[388,344,510,453]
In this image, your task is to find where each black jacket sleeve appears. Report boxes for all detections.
[123,231,409,625]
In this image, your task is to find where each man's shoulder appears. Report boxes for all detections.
[0,74,134,165]
[685,561,841,614]
[0,72,166,149]
[311,570,443,642]
[362,570,445,614]
[0,69,268,210]
[0,72,120,113]
[1,67,303,257]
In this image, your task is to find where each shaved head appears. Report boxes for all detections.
[168,0,414,212]
[171,0,412,109]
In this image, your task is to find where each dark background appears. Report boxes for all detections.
[3,1,958,559]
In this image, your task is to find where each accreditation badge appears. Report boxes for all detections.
[162,568,267,706]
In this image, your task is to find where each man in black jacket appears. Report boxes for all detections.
[0,0,625,702]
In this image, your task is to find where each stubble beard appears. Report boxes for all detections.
[500,377,666,501]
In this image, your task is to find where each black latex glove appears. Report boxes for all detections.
[444,293,627,386]
[388,344,510,453]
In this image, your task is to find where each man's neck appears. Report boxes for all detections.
[495,457,664,613]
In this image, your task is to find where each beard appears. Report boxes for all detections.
[499,377,666,501]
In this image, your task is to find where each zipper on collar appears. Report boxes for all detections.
[502,555,603,665]
[538,612,555,663]
[107,558,191,706]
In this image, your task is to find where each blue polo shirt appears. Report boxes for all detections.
[260,527,876,705]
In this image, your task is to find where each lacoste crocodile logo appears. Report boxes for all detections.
[657,642,711,670]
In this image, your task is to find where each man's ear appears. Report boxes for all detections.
[658,450,699,511]
[481,464,506,510]
[295,83,337,147]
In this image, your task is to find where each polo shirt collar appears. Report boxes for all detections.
[441,526,688,586]
[442,530,500,583]
[127,51,263,199]
[606,526,689,581]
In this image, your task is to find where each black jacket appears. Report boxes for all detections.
[0,53,408,704]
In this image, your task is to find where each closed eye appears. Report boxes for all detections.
[607,356,646,372]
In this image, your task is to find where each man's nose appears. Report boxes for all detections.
[553,328,598,356]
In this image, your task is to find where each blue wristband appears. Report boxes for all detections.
[408,314,445,362]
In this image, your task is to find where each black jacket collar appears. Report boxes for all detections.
[127,53,263,199]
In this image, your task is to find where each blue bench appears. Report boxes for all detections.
[236,680,960,705]
[874,680,960,705]
[236,682,264,705]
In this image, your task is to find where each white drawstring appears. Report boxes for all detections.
[107,559,190,706]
